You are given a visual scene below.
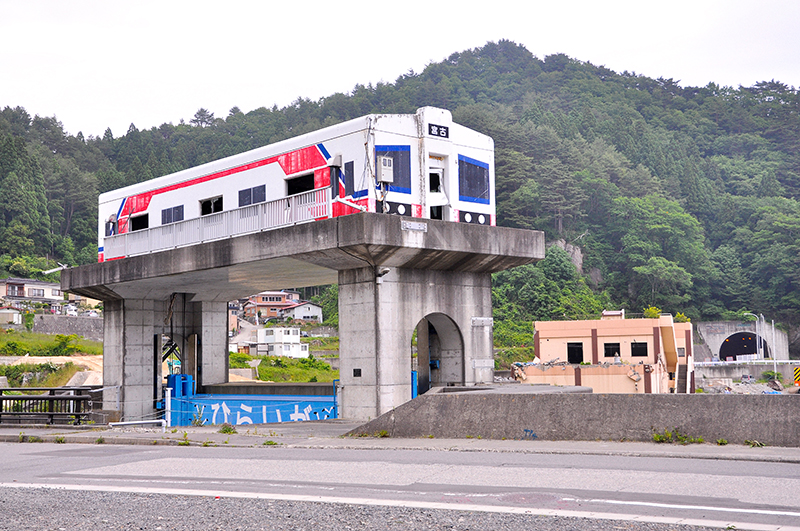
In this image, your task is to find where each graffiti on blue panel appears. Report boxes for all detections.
[172,395,336,426]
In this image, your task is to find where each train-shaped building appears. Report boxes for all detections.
[98,106,495,262]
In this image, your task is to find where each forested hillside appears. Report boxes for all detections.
[1,40,798,347]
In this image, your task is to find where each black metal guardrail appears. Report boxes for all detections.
[0,387,93,425]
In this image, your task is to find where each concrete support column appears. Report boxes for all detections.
[194,301,228,389]
[102,298,157,421]
[338,266,493,421]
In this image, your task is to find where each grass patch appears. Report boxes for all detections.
[0,361,82,387]
[229,352,338,383]
[0,330,102,356]
[493,347,537,370]
[302,336,339,352]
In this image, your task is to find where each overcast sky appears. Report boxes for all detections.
[1,0,798,138]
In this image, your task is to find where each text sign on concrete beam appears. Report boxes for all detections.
[472,317,493,327]
[401,220,428,232]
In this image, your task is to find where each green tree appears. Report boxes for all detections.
[190,108,216,128]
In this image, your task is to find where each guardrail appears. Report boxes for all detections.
[695,360,795,366]
[0,387,93,425]
[104,186,332,260]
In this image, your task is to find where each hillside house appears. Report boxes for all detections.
[0,278,64,311]
[255,327,309,358]
[280,301,323,323]
[243,290,301,323]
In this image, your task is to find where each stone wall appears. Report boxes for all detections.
[31,314,104,342]
[352,388,800,447]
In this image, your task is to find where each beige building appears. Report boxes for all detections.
[522,311,694,393]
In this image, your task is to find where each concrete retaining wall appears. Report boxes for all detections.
[203,381,337,396]
[352,389,800,447]
[695,362,800,383]
[32,314,104,342]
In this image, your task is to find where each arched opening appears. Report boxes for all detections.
[719,332,769,361]
[411,313,464,397]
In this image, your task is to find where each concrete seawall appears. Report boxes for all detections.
[351,387,800,447]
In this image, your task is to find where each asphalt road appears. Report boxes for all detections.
[1,438,798,530]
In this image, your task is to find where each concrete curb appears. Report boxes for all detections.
[3,424,800,463]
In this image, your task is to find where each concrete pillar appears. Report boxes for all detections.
[338,266,493,421]
[102,295,229,420]
[194,301,229,389]
[103,298,157,421]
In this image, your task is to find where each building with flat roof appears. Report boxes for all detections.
[521,311,694,393]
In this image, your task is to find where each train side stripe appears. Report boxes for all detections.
[120,144,328,217]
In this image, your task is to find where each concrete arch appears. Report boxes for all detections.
[695,321,789,362]
[338,265,495,420]
[413,313,465,397]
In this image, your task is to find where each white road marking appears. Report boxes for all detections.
[1,482,798,531]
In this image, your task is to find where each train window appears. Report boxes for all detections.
[343,161,354,197]
[375,146,411,193]
[161,205,184,225]
[252,184,266,203]
[287,174,314,196]
[130,214,149,232]
[200,196,223,216]
[429,172,442,193]
[239,185,266,207]
[105,216,118,236]
[458,154,490,204]
[238,188,252,207]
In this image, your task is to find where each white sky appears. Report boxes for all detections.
[1,0,798,138]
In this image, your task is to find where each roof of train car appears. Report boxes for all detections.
[98,107,491,203]
[98,113,375,203]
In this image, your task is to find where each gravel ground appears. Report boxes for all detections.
[0,487,716,531]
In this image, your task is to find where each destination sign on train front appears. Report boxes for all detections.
[428,123,449,138]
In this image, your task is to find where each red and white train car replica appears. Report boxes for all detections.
[98,106,495,262]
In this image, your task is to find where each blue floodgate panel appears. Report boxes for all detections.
[161,375,337,427]
[186,394,337,426]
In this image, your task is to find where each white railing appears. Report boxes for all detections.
[104,187,331,260]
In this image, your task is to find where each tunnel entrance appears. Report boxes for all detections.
[411,313,464,397]
[719,332,769,361]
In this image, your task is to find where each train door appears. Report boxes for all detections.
[427,161,448,220]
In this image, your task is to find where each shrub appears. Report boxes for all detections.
[218,423,237,434]
[643,306,662,319]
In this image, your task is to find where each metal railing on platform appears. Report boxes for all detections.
[104,186,332,260]
[0,387,93,425]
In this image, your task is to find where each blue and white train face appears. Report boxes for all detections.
[363,108,496,225]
